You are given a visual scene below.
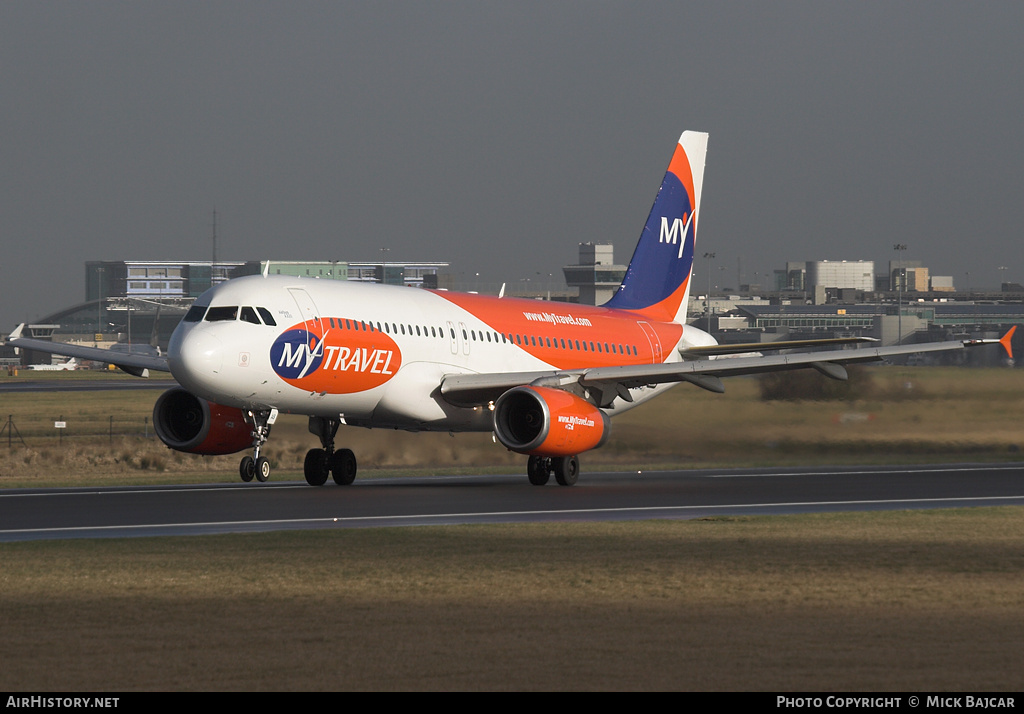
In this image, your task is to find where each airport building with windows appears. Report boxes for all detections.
[562,243,627,306]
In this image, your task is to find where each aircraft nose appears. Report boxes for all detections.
[169,328,225,395]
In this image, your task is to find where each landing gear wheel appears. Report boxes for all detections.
[553,455,579,486]
[241,408,277,484]
[527,455,550,486]
[330,449,357,486]
[303,448,329,486]
[239,456,255,483]
[254,456,271,482]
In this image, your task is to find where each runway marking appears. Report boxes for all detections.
[704,464,1024,478]
[3,494,1024,538]
[0,483,309,498]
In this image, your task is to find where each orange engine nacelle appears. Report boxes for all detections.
[493,386,610,457]
[153,388,253,456]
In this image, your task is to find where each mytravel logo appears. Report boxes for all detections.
[658,212,694,259]
[270,323,402,393]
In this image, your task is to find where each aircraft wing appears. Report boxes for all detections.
[7,324,169,377]
[440,331,1014,408]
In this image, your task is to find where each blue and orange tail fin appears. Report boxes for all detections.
[603,130,708,323]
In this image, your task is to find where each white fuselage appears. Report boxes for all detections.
[168,275,715,432]
[27,359,77,371]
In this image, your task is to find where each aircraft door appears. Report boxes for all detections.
[288,288,323,334]
[637,321,663,363]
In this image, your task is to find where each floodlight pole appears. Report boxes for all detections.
[703,252,716,317]
[893,244,907,345]
[96,266,104,346]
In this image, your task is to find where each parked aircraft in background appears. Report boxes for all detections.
[10,130,1015,486]
[26,357,78,371]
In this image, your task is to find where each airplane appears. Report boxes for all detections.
[26,357,78,371]
[10,130,1016,487]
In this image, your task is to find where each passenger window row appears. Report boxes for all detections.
[184,306,640,358]
[325,316,639,357]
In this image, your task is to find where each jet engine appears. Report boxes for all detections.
[492,385,610,457]
[153,388,252,455]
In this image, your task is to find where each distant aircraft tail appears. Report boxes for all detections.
[603,130,708,323]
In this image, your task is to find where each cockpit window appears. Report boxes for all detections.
[239,306,260,325]
[256,307,277,326]
[205,306,238,322]
[183,305,208,322]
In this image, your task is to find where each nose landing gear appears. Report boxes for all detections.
[238,408,278,483]
[239,454,272,482]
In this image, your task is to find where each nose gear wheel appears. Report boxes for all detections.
[238,408,278,483]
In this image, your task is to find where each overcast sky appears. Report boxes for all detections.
[2,1,1022,328]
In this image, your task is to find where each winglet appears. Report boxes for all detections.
[999,326,1016,359]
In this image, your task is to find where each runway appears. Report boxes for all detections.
[0,378,174,393]
[1,462,1023,541]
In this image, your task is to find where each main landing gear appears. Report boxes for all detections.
[304,416,358,487]
[526,455,580,487]
[239,408,278,483]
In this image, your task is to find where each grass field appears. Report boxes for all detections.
[1,365,1022,486]
[2,510,1022,691]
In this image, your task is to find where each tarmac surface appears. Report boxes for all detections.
[0,378,174,392]
[2,462,1023,541]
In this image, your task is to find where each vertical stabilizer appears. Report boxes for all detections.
[603,130,707,323]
